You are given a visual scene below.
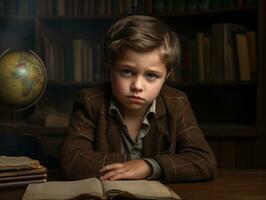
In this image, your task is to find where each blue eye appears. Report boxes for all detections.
[145,73,157,81]
[121,69,133,77]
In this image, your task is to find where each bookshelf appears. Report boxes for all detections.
[0,0,265,169]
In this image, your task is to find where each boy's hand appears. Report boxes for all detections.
[99,159,152,180]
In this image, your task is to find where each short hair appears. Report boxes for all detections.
[104,15,181,71]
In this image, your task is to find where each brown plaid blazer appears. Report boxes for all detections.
[59,83,217,183]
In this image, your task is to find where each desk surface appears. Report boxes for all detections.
[169,170,266,200]
[1,170,266,200]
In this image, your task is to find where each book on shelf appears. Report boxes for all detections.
[177,23,255,82]
[73,39,104,82]
[44,38,65,82]
[1,0,35,17]
[235,32,252,81]
[186,0,198,11]
[45,37,104,82]
[196,32,208,81]
[27,111,70,128]
[197,0,210,11]
[46,0,256,17]
[22,178,181,200]
[220,23,248,81]
[172,0,186,12]
[0,0,4,16]
[72,39,83,82]
[246,31,257,79]
[0,156,47,188]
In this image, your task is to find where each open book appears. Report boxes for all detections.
[22,178,180,200]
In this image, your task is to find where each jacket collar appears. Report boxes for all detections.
[155,85,167,119]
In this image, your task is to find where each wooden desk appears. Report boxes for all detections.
[169,170,266,200]
[0,170,265,200]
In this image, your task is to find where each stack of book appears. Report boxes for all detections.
[0,156,47,188]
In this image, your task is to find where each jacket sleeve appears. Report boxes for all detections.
[59,91,129,180]
[153,93,217,183]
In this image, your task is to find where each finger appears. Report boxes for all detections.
[109,170,132,180]
[100,167,127,180]
[100,163,124,172]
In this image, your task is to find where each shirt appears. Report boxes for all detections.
[109,98,162,179]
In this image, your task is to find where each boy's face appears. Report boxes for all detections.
[110,49,168,116]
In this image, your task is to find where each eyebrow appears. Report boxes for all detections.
[117,63,164,75]
[116,63,135,68]
[145,70,163,75]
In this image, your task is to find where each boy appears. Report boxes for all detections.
[60,15,217,183]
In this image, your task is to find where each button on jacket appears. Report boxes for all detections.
[60,83,217,183]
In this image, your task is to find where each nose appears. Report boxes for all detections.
[130,77,143,92]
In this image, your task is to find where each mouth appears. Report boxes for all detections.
[126,96,145,102]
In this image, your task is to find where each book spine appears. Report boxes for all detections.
[236,33,251,81]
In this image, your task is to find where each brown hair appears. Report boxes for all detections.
[104,15,181,71]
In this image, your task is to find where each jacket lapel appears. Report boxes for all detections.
[142,92,167,157]
[105,117,122,152]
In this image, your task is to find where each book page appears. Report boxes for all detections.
[102,180,180,200]
[22,178,104,200]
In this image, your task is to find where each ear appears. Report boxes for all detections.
[165,68,174,81]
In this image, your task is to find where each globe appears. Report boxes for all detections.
[0,49,47,111]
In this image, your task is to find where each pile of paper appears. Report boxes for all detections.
[0,156,47,188]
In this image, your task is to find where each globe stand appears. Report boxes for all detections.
[11,111,17,128]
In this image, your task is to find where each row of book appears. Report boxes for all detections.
[169,23,256,82]
[43,23,256,83]
[0,0,35,17]
[0,155,47,188]
[47,0,257,17]
[44,38,105,82]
